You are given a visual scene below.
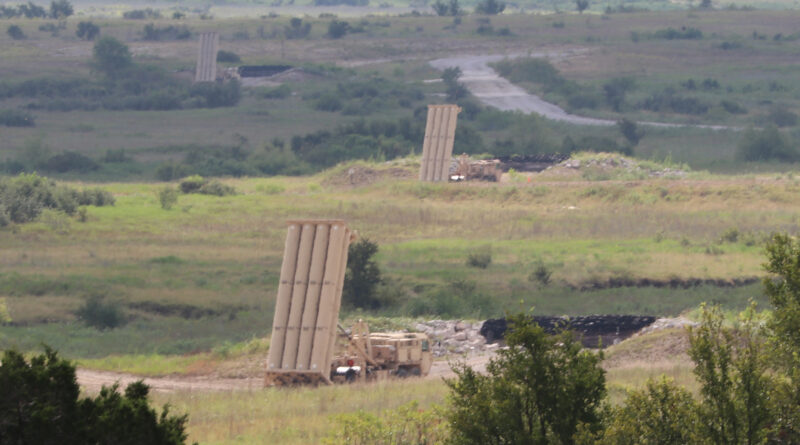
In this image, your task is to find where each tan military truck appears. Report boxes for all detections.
[331,320,432,383]
[451,154,502,182]
[264,220,432,387]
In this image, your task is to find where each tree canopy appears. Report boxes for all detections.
[446,313,606,444]
[0,347,191,444]
[92,36,132,78]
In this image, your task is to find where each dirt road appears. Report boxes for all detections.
[76,354,494,393]
[429,53,736,131]
[77,369,264,393]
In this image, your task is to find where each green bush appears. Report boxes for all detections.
[343,238,383,310]
[142,23,191,41]
[0,347,190,444]
[155,162,191,181]
[652,27,703,40]
[767,106,798,127]
[407,280,494,318]
[188,80,241,108]
[178,175,206,193]
[41,151,100,173]
[466,247,492,269]
[289,119,430,168]
[314,93,343,112]
[640,90,709,115]
[474,0,505,14]
[179,176,236,196]
[92,37,133,79]
[49,0,73,19]
[0,174,114,226]
[198,180,236,196]
[493,58,564,89]
[529,262,552,286]
[75,296,126,330]
[719,227,740,243]
[600,377,699,444]
[158,186,178,210]
[7,24,26,39]
[737,125,797,161]
[17,2,47,18]
[76,21,100,40]
[284,18,311,39]
[123,8,160,19]
[446,313,606,444]
[720,99,747,114]
[432,0,461,16]
[327,20,350,39]
[258,84,291,99]
[216,50,241,63]
[0,109,35,127]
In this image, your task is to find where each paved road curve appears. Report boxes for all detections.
[429,53,736,131]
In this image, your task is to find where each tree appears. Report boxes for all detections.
[763,233,800,440]
[600,377,700,444]
[0,347,190,444]
[343,238,383,309]
[603,77,635,112]
[446,313,606,444]
[284,17,311,39]
[433,0,449,15]
[18,1,46,18]
[433,0,461,16]
[475,0,505,14]
[326,20,350,39]
[92,36,132,78]
[442,66,468,102]
[158,186,178,210]
[441,66,462,85]
[49,0,73,18]
[617,118,644,147]
[7,24,25,40]
[575,0,589,13]
[688,303,773,445]
[76,21,100,40]
[737,125,796,162]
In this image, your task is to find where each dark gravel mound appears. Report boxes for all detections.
[480,315,658,348]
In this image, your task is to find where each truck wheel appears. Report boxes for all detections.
[410,366,421,376]
[395,368,408,378]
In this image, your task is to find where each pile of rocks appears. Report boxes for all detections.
[411,316,693,357]
[556,155,687,178]
[634,317,697,336]
[413,320,495,357]
[479,315,658,348]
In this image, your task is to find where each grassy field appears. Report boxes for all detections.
[2,10,800,180]
[138,327,697,444]
[1,157,796,357]
[2,5,799,443]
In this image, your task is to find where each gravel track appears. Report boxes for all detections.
[76,355,492,393]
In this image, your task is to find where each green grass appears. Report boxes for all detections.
[3,11,800,181]
[1,164,797,358]
[142,327,698,444]
[150,378,449,445]
[3,9,800,363]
